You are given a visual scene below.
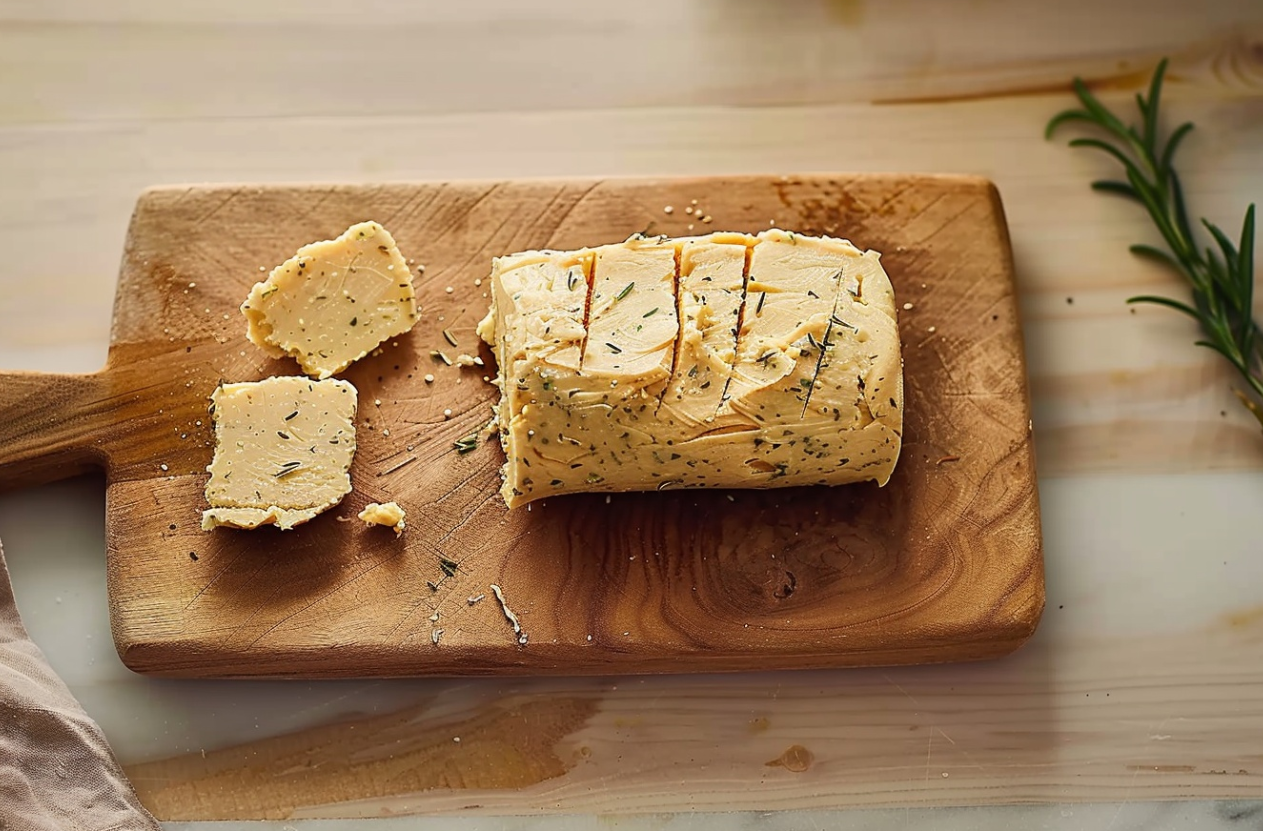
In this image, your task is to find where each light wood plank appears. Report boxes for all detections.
[2,0,1259,124]
[124,630,1263,818]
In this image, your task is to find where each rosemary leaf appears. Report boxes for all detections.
[1047,58,1261,429]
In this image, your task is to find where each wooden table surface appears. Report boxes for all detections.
[1,0,1261,821]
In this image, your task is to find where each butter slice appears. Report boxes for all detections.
[358,501,406,536]
[202,377,358,531]
[242,221,419,379]
[479,230,902,508]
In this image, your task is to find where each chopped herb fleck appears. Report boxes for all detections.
[643,307,659,318]
[606,342,623,354]
[615,282,635,301]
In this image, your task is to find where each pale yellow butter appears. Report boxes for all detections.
[358,501,406,536]
[242,221,419,379]
[202,377,358,531]
[478,230,903,508]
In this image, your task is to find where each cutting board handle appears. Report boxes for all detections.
[0,370,112,490]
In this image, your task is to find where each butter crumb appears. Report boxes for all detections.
[358,501,406,536]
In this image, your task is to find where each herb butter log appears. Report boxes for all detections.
[477,230,903,508]
[202,377,358,530]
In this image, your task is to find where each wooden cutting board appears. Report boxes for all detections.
[0,175,1043,677]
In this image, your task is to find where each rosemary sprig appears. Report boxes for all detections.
[1046,59,1261,428]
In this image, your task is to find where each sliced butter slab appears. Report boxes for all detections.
[658,234,749,431]
[479,230,902,508]
[580,237,679,383]
[242,221,418,379]
[477,250,594,501]
[202,377,358,531]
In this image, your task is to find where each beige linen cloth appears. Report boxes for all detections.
[0,540,159,830]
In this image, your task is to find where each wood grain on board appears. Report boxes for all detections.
[0,175,1042,676]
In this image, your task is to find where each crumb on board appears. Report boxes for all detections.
[357,501,406,536]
